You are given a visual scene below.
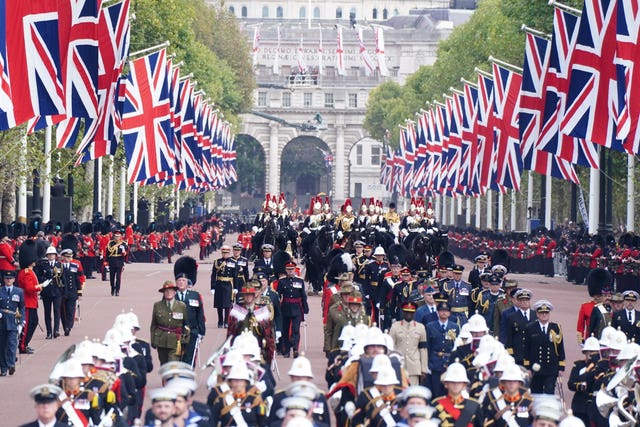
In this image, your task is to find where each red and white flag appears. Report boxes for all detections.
[374,27,388,76]
[252,26,260,67]
[336,26,345,75]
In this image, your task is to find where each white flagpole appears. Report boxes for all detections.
[273,25,281,75]
[107,157,114,215]
[510,190,517,231]
[527,171,533,232]
[498,192,504,231]
[545,176,552,229]
[317,25,323,75]
[475,196,481,229]
[18,131,28,221]
[119,165,126,223]
[252,27,260,67]
[43,126,52,222]
[486,191,493,230]
[628,154,635,232]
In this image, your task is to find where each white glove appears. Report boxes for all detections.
[426,229,434,235]
[336,231,344,240]
[256,380,267,392]
[40,279,52,288]
[532,363,541,372]
[210,290,215,296]
[0,312,2,319]
[276,331,282,340]
[303,227,311,234]
[345,401,356,418]
[101,416,114,427]
[328,391,342,411]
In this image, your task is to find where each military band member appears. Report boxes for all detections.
[476,275,506,333]
[59,248,84,337]
[481,364,533,427]
[278,261,308,358]
[523,300,565,394]
[443,264,471,325]
[0,270,24,376]
[56,359,103,425]
[175,273,206,367]
[146,387,178,427]
[20,384,66,427]
[227,281,275,364]
[567,336,600,426]
[425,301,459,398]
[350,367,403,427]
[611,290,640,342]
[388,302,428,386]
[577,268,611,343]
[106,230,127,296]
[351,241,369,283]
[211,245,236,328]
[151,281,189,365]
[433,362,484,427]
[35,246,63,339]
[210,362,267,427]
[505,289,534,366]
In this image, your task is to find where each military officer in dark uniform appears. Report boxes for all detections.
[106,230,127,296]
[425,301,459,398]
[230,243,249,293]
[20,384,66,427]
[475,275,505,333]
[588,291,621,339]
[523,300,565,394]
[150,281,189,365]
[611,290,640,342]
[468,254,489,289]
[433,362,484,427]
[175,273,205,367]
[34,246,63,339]
[505,289,534,366]
[211,245,236,328]
[59,249,84,336]
[443,264,472,326]
[277,260,308,358]
[363,246,389,322]
[351,240,369,284]
[390,267,417,321]
[253,244,275,279]
[0,270,24,376]
[495,279,518,342]
[567,336,600,426]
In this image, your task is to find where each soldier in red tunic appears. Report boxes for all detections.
[576,268,611,344]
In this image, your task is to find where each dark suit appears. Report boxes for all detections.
[19,421,67,427]
[611,308,640,342]
[0,285,24,373]
[176,289,206,366]
[568,358,598,426]
[253,258,275,278]
[523,321,565,394]
[505,308,534,365]
[277,275,308,355]
[425,319,459,398]
[60,261,83,334]
[35,259,63,336]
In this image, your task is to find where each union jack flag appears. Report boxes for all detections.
[412,113,429,193]
[435,103,450,194]
[538,7,599,168]
[616,0,640,153]
[562,0,625,152]
[71,0,130,162]
[474,73,496,195]
[520,32,579,184]
[0,0,15,130]
[401,123,416,197]
[178,80,205,187]
[122,48,175,183]
[459,83,478,195]
[446,94,463,195]
[6,1,70,126]
[425,108,441,195]
[381,144,393,190]
[393,147,404,195]
[491,63,523,192]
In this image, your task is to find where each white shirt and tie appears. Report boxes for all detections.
[521,310,530,322]
[539,322,548,335]
[627,309,635,324]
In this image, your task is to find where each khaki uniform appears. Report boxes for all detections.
[150,299,188,364]
[388,319,428,385]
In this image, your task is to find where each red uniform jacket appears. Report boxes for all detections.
[576,300,596,340]
[0,241,16,271]
[18,268,39,309]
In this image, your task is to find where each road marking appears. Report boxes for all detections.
[146,271,162,277]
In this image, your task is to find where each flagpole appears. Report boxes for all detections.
[42,126,52,223]
[510,190,516,231]
[17,132,28,222]
[175,188,181,220]
[449,195,455,227]
[520,24,551,39]
[628,155,635,232]
[119,165,126,223]
[545,176,552,229]
[547,0,582,16]
[132,182,139,224]
[497,192,504,231]
[107,157,114,216]
[527,171,533,232]
[460,77,477,88]
[128,41,170,60]
[488,56,523,73]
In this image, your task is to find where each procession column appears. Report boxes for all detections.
[269,122,280,195]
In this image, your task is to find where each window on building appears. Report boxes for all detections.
[356,145,363,165]
[258,92,267,106]
[371,146,381,165]
[393,9,399,16]
[354,182,362,198]
[383,8,388,19]
[262,6,269,17]
[372,8,378,19]
[350,8,356,19]
[304,92,312,107]
[348,93,358,108]
[314,7,320,18]
[282,92,291,107]
[229,6,235,15]
[324,93,334,107]
[336,7,342,18]
[276,6,283,17]
[241,6,248,17]
[299,7,306,18]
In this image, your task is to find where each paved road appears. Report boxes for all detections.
[2,236,586,425]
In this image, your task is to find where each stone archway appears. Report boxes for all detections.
[280,135,332,211]
[233,134,266,211]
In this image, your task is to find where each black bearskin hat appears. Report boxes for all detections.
[491,249,510,269]
[19,239,39,269]
[80,222,93,235]
[28,218,42,238]
[60,234,80,256]
[438,251,455,268]
[10,221,27,239]
[0,223,6,239]
[174,256,198,285]
[272,250,292,277]
[587,268,612,296]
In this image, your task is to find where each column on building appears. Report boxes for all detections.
[335,124,345,202]
[269,122,280,195]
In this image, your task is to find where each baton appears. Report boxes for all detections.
[190,335,202,369]
[556,377,566,410]
[271,350,281,380]
[75,300,81,324]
